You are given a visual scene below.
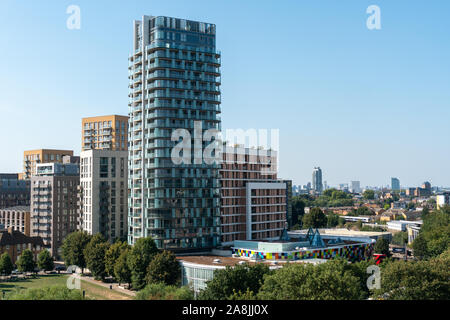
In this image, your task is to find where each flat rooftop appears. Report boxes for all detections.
[177,255,330,267]
[289,228,391,238]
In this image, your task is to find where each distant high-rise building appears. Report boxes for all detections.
[391,177,400,191]
[30,162,80,258]
[82,115,129,151]
[312,167,323,193]
[23,149,73,180]
[128,15,221,251]
[350,181,361,193]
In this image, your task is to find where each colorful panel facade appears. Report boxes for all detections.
[232,243,374,262]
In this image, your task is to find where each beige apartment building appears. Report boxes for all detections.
[82,115,129,152]
[0,206,31,236]
[80,149,128,242]
[23,149,74,180]
[220,147,289,246]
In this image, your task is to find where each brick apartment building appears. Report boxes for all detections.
[220,147,289,246]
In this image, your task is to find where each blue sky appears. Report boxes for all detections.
[0,0,449,188]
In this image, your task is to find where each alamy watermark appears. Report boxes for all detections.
[366,5,381,30]
[66,265,82,290]
[170,121,279,176]
[366,265,381,290]
[66,5,81,30]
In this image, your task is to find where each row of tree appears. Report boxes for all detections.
[60,231,181,290]
[0,249,54,275]
[196,247,449,300]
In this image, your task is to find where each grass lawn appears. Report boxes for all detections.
[0,274,133,300]
[0,274,69,298]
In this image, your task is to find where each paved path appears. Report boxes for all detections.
[79,276,136,297]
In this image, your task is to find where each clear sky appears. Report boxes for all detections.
[0,0,449,188]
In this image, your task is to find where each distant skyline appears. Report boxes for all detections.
[1,0,449,187]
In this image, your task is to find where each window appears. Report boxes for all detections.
[100,157,108,178]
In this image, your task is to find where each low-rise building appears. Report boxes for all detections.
[379,208,406,222]
[0,227,44,263]
[436,193,450,209]
[0,206,31,236]
[387,220,423,232]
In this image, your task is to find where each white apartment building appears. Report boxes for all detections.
[80,150,128,242]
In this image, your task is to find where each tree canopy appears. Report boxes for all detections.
[145,250,180,286]
[127,237,159,290]
[61,231,92,272]
[258,259,362,300]
[198,263,271,300]
[37,249,54,271]
[84,233,110,280]
[0,252,14,275]
[302,207,327,229]
[16,249,36,272]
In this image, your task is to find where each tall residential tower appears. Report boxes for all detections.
[312,167,323,194]
[128,16,221,251]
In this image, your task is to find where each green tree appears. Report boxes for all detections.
[146,250,180,286]
[372,257,450,300]
[409,206,450,260]
[0,252,14,275]
[37,249,54,271]
[61,231,92,272]
[105,241,130,278]
[84,233,109,280]
[412,234,428,260]
[363,190,375,200]
[373,238,390,256]
[114,249,131,286]
[291,196,306,227]
[228,288,258,300]
[16,249,36,272]
[357,206,374,216]
[127,237,159,290]
[326,214,343,228]
[392,231,408,246]
[258,259,362,300]
[302,207,327,229]
[198,263,272,300]
[135,283,194,300]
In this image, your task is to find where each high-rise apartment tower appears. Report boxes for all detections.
[128,16,221,251]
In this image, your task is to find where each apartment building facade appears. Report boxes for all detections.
[128,15,221,251]
[220,147,288,246]
[0,206,31,236]
[82,115,129,152]
[23,149,73,180]
[30,162,80,258]
[0,174,30,209]
[80,150,128,242]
